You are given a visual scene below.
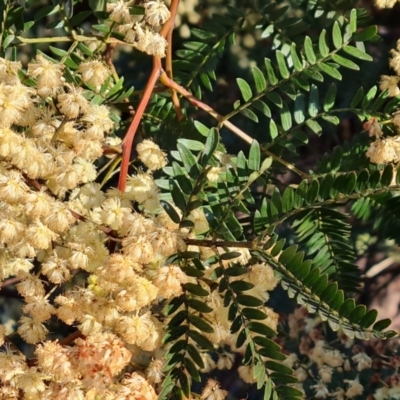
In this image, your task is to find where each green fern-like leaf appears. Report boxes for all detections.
[173,7,245,98]
[254,243,396,339]
[292,207,361,292]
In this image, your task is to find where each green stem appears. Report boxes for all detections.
[13,33,127,46]
[60,41,78,64]
[94,21,117,55]
[51,116,69,144]
[185,238,254,248]
[257,184,400,242]
[99,155,122,189]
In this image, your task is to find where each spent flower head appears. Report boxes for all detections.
[107,0,132,23]
[144,0,171,27]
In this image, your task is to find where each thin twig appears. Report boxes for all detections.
[14,32,123,45]
[364,257,395,279]
[103,42,120,83]
[185,238,254,248]
[59,330,83,346]
[160,0,180,38]
[159,72,308,178]
[1,277,20,289]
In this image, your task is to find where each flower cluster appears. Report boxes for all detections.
[0,47,285,397]
[0,334,159,399]
[279,306,400,399]
[379,39,400,97]
[375,0,400,8]
[0,54,114,283]
[367,39,400,165]
[108,0,171,57]
[0,51,190,396]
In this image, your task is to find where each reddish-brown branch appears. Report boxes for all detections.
[1,277,20,289]
[117,0,181,192]
[59,330,83,346]
[159,72,223,116]
[102,144,123,155]
[23,175,42,191]
[159,72,254,145]
[163,0,180,117]
[160,0,180,39]
[103,43,117,71]
[117,63,161,192]
[25,331,83,367]
[159,74,306,177]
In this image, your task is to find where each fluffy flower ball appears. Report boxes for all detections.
[144,0,171,27]
[137,139,167,171]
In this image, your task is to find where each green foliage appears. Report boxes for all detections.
[151,3,400,398]
[4,0,400,399]
[173,6,245,99]
[157,129,398,398]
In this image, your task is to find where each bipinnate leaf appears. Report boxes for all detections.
[255,245,396,340]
